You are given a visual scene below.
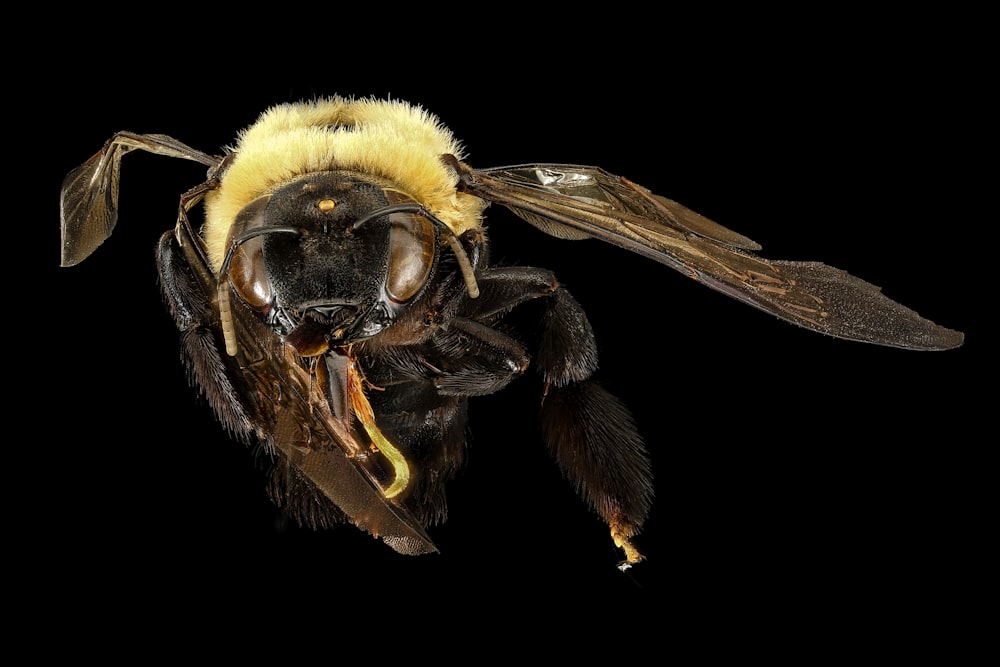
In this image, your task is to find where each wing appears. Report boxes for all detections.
[449,159,963,351]
[60,132,221,267]
[234,319,442,555]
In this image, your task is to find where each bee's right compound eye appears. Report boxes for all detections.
[226,195,275,311]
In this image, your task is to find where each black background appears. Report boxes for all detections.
[25,9,988,655]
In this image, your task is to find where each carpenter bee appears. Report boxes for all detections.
[59,97,963,569]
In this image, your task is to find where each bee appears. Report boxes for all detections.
[59,97,963,569]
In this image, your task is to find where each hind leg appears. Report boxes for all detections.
[468,266,654,567]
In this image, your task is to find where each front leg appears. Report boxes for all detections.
[156,229,270,449]
[370,317,531,398]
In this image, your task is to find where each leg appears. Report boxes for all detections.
[469,266,655,566]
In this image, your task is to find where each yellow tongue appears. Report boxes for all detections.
[347,356,410,498]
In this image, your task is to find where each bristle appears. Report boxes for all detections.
[202,97,486,271]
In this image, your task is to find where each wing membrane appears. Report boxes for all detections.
[453,161,963,350]
[60,132,219,266]
[226,274,440,555]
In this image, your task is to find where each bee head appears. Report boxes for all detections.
[223,171,439,353]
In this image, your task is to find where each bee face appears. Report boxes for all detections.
[225,171,444,350]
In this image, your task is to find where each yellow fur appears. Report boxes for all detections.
[202,97,486,272]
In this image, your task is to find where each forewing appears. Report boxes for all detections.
[454,162,963,350]
[227,292,439,555]
[60,132,219,266]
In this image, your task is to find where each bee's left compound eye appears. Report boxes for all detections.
[385,211,435,303]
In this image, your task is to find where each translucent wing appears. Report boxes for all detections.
[451,160,963,351]
[60,132,220,266]
[230,312,441,555]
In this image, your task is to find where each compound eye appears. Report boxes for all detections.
[385,211,435,303]
[226,195,274,310]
